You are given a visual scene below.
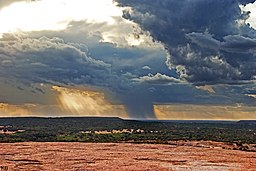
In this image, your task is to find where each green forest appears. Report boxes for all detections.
[0,117,255,146]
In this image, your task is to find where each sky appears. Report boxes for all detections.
[0,0,255,120]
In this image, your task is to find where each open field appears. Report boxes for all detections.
[0,142,255,171]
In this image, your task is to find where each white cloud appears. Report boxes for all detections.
[133,73,183,84]
[241,2,256,29]
[0,0,123,34]
[196,85,216,93]
[0,0,163,49]
[142,66,151,70]
[246,94,256,99]
[0,0,24,9]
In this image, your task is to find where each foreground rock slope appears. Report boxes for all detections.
[0,142,255,170]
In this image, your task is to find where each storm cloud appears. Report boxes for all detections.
[0,32,168,118]
[0,34,112,86]
[1,0,255,119]
[116,0,256,83]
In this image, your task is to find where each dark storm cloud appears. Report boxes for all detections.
[0,30,170,118]
[0,32,171,119]
[1,0,256,118]
[0,34,113,87]
[222,35,256,53]
[187,33,256,53]
[0,32,200,119]
[186,32,221,51]
[115,0,256,83]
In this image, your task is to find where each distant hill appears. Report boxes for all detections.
[0,117,129,131]
[237,120,256,124]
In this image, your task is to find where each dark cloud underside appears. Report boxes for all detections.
[116,0,256,83]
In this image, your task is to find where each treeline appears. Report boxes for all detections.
[0,117,255,144]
